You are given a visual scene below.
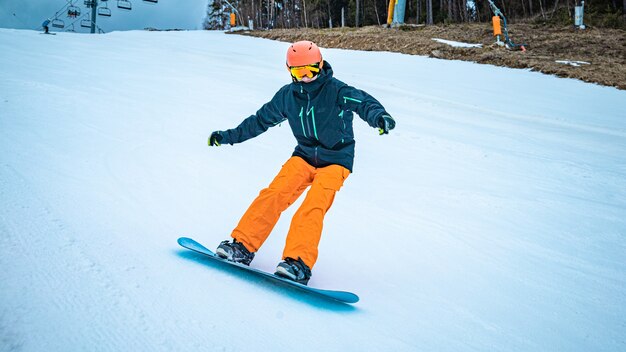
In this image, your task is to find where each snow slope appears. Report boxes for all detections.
[1,28,625,351]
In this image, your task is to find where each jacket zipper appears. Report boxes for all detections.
[299,86,310,138]
[300,92,318,140]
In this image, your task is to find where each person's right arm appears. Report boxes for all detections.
[209,88,287,146]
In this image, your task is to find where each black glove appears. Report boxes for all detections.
[208,131,224,146]
[377,115,396,135]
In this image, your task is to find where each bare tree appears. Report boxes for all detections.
[208,0,624,29]
[372,0,381,25]
[416,0,422,23]
[426,0,433,24]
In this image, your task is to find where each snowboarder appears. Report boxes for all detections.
[42,19,50,34]
[209,40,395,285]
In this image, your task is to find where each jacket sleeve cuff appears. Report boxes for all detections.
[220,130,235,145]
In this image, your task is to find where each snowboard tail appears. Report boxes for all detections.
[177,237,359,304]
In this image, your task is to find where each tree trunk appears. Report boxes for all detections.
[474,0,481,21]
[551,0,561,18]
[566,0,572,19]
[257,0,263,28]
[529,0,534,17]
[459,0,466,21]
[440,0,444,18]
[327,0,333,28]
[373,0,381,25]
[270,0,276,28]
[303,0,308,28]
[417,0,421,24]
[426,0,433,24]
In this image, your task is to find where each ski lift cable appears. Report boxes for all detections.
[43,1,72,29]
[45,0,154,33]
[63,12,91,32]
[70,12,107,33]
[45,0,88,27]
[45,10,102,33]
[54,1,72,19]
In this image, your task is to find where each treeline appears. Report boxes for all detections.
[204,0,626,30]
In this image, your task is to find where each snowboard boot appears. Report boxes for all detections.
[216,239,255,266]
[275,257,312,285]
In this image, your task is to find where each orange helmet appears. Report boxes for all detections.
[286,40,323,67]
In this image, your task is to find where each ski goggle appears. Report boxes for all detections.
[288,63,321,80]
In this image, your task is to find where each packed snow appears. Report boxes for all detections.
[432,37,483,48]
[1,28,625,352]
[555,60,591,67]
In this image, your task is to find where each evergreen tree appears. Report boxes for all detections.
[204,0,229,30]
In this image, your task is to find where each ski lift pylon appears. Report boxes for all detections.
[117,0,132,10]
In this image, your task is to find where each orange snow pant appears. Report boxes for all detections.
[231,156,350,269]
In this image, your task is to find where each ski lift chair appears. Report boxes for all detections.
[117,0,132,10]
[68,6,81,18]
[143,0,158,3]
[98,7,112,17]
[51,18,65,28]
[81,18,92,28]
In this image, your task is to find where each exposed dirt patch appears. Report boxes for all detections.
[233,23,626,90]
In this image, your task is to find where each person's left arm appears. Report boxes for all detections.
[337,85,396,134]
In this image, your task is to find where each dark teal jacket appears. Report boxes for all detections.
[220,61,391,172]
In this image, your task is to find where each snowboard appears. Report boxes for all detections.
[177,237,359,304]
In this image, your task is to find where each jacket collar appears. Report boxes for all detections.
[291,60,333,94]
